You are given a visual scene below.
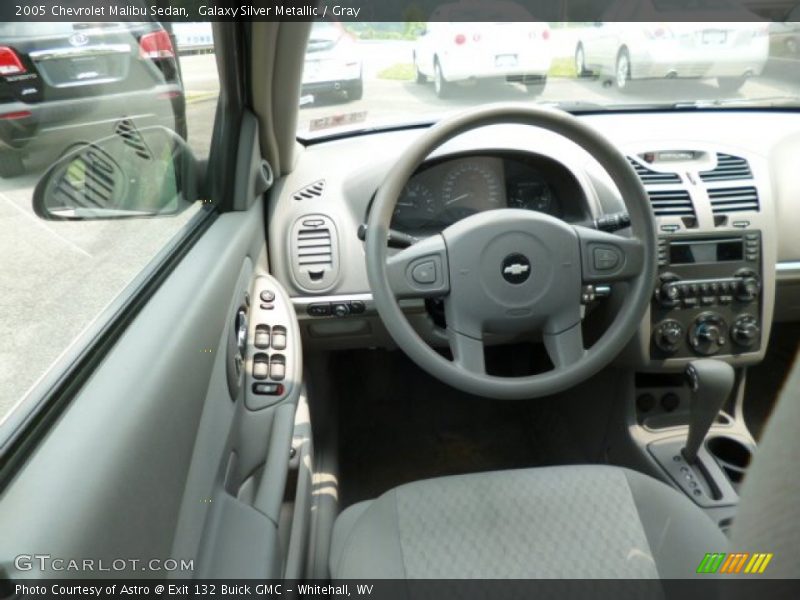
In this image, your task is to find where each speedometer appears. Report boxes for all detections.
[442,161,503,214]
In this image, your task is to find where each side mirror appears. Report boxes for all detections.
[33,123,198,221]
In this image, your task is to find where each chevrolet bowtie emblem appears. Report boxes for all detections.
[501,254,532,284]
[503,264,529,276]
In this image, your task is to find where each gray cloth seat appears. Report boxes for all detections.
[330,465,727,579]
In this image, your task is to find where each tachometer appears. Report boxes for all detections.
[442,161,503,214]
[394,181,437,219]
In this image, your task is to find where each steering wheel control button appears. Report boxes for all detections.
[307,303,332,317]
[412,261,437,284]
[501,253,531,285]
[260,290,276,303]
[593,247,621,271]
[271,326,287,351]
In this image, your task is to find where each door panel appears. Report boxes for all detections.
[0,199,274,578]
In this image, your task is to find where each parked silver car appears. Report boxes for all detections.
[575,3,769,92]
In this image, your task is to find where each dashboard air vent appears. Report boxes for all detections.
[708,187,760,214]
[700,154,752,182]
[647,189,695,217]
[292,180,326,201]
[290,214,339,292]
[627,157,681,185]
[297,227,333,268]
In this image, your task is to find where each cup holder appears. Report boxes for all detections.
[707,436,752,485]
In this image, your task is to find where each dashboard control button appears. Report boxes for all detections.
[253,382,284,396]
[332,302,351,317]
[701,296,716,306]
[308,303,331,317]
[350,300,366,314]
[271,326,287,351]
[412,261,437,284]
[736,277,760,303]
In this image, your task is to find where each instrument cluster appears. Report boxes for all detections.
[388,152,584,234]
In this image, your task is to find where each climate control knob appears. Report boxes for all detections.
[653,320,685,354]
[732,315,760,349]
[689,313,728,356]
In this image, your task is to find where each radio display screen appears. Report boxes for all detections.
[669,238,744,264]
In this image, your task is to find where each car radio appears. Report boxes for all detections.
[651,232,762,359]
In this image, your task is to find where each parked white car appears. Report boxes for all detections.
[413,21,553,98]
[575,5,769,92]
[302,22,363,102]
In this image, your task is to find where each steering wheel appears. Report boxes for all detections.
[366,104,656,400]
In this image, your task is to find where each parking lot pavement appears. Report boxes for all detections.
[2,39,799,419]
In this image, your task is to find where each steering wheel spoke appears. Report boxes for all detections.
[575,225,645,284]
[447,329,486,374]
[443,295,486,373]
[543,322,586,370]
[385,234,450,299]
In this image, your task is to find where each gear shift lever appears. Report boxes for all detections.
[682,359,735,464]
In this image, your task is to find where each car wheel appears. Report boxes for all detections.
[575,44,591,77]
[716,76,748,93]
[413,54,427,84]
[0,151,25,178]
[434,59,451,99]
[348,76,364,101]
[615,49,632,92]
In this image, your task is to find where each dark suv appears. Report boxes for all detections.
[0,22,185,178]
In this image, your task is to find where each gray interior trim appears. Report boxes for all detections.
[0,205,267,578]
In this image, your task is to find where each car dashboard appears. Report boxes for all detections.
[267,110,800,372]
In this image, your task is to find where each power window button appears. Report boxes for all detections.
[271,326,287,351]
[270,355,286,381]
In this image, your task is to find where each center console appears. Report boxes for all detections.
[651,232,763,359]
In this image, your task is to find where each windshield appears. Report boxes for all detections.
[297,19,800,138]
